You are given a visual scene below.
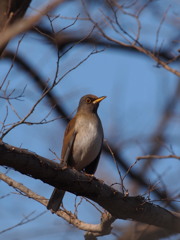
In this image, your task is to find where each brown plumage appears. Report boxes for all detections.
[47,94,106,212]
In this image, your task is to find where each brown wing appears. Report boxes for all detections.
[84,140,103,175]
[61,117,77,166]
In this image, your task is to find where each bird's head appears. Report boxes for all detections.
[78,94,106,113]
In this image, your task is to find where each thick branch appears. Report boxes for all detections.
[0,0,31,56]
[0,140,179,233]
[1,50,176,210]
[0,0,65,49]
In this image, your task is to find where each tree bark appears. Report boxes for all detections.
[0,140,180,233]
[0,0,31,56]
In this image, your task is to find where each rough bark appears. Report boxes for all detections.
[0,140,179,233]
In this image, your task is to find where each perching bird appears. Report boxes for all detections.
[47,94,106,212]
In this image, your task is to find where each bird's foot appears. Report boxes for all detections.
[84,173,95,178]
[60,161,68,169]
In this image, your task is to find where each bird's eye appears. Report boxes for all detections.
[86,98,91,103]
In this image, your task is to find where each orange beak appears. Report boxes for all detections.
[93,96,106,104]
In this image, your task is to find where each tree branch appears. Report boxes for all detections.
[0,0,66,49]
[0,172,115,236]
[137,155,180,161]
[0,140,180,233]
[1,50,176,210]
[33,26,180,63]
[118,222,179,240]
[0,0,31,56]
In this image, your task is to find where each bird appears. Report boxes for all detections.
[47,94,106,212]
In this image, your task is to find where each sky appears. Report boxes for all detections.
[0,1,180,239]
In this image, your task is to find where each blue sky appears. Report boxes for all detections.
[0,1,180,239]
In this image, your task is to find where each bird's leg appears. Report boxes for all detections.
[60,160,68,169]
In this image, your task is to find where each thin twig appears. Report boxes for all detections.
[0,172,116,235]
[136,154,180,161]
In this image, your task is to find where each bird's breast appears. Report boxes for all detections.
[72,116,103,170]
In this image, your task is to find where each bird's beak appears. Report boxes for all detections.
[93,96,106,104]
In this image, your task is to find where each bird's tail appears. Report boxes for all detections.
[47,188,65,212]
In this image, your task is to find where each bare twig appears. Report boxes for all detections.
[104,139,127,195]
[137,154,180,161]
[82,1,180,77]
[0,210,46,234]
[0,172,115,236]
[1,46,101,139]
[0,34,25,90]
[154,5,171,55]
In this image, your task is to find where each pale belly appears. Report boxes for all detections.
[72,120,103,170]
